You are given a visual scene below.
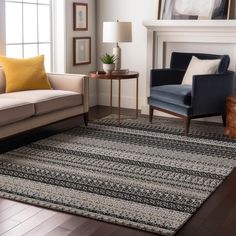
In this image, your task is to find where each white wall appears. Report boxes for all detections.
[96,0,157,109]
[65,0,97,107]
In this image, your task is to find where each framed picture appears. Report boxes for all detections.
[157,0,162,19]
[73,3,88,31]
[73,37,91,65]
[160,0,231,20]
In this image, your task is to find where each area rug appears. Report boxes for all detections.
[0,116,236,235]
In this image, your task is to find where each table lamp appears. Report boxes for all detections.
[103,21,132,72]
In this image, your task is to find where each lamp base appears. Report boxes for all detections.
[113,44,121,70]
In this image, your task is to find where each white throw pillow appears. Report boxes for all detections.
[182,56,221,85]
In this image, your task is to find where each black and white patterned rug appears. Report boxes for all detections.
[0,116,236,235]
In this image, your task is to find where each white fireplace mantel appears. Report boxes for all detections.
[142,20,236,115]
[144,20,236,69]
[143,20,236,32]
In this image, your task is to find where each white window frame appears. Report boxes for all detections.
[4,0,53,71]
[0,1,6,56]
[0,0,66,73]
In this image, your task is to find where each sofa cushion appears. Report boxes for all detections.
[0,99,35,126]
[182,56,220,85]
[150,85,192,107]
[0,55,51,93]
[0,90,83,115]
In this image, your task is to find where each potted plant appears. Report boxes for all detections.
[100,53,116,74]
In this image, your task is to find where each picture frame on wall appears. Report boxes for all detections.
[73,3,88,31]
[159,0,231,20]
[73,37,91,65]
[157,0,162,19]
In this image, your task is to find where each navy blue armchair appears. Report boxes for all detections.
[148,52,235,135]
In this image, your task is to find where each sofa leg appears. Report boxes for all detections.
[185,117,191,135]
[149,106,154,123]
[84,112,88,126]
[222,114,226,127]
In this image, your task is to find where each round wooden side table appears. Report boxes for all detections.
[89,71,139,124]
[225,96,236,138]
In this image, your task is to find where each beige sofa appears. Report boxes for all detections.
[0,68,89,140]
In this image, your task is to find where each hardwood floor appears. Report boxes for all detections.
[0,199,156,236]
[0,105,236,236]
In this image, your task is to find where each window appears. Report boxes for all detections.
[5,0,52,71]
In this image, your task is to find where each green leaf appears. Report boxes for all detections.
[99,53,117,64]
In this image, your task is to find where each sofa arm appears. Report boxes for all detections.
[151,69,185,87]
[47,73,89,113]
[192,71,235,116]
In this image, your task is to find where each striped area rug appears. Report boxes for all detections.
[0,116,236,235]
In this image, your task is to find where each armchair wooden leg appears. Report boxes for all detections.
[185,117,191,135]
[222,114,226,127]
[84,112,88,126]
[149,106,154,123]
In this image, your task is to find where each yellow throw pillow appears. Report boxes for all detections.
[0,55,51,93]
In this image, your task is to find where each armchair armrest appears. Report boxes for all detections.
[47,73,89,113]
[151,69,185,87]
[192,71,235,116]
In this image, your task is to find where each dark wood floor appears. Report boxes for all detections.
[0,106,236,236]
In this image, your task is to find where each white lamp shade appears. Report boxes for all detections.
[103,22,132,43]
